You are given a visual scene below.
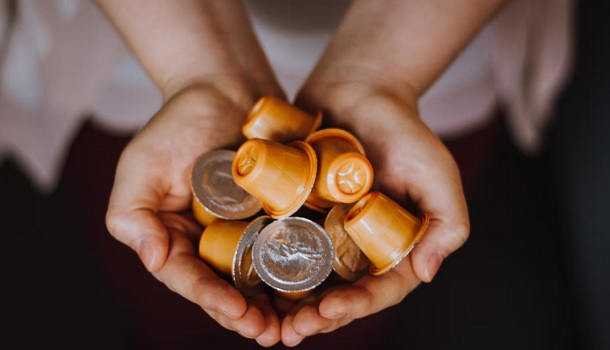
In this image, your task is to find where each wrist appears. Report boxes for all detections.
[296,64,419,130]
[161,71,285,113]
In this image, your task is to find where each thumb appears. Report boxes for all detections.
[106,158,172,272]
[410,218,470,282]
[106,206,170,272]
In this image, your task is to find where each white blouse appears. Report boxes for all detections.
[0,0,574,192]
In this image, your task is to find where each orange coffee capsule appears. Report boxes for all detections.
[343,191,429,276]
[232,138,317,219]
[198,216,273,297]
[305,128,373,212]
[242,96,322,143]
[199,220,248,276]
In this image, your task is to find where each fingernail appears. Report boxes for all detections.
[425,252,444,282]
[136,239,155,269]
[284,338,304,347]
[322,310,346,319]
[221,306,242,319]
[321,306,346,319]
[320,300,347,319]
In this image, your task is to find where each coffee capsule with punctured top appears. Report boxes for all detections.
[191,149,263,226]
[198,216,274,297]
[343,191,430,276]
[232,138,317,219]
[242,96,322,143]
[304,128,373,212]
[324,203,370,281]
[252,217,334,294]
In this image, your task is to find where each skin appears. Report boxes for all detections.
[97,0,506,347]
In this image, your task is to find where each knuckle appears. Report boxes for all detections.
[453,220,471,248]
[105,210,122,237]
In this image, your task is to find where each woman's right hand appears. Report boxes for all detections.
[106,81,283,347]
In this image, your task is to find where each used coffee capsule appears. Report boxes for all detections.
[191,149,262,226]
[252,217,334,293]
[232,138,317,219]
[324,203,370,281]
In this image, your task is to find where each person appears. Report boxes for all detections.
[1,0,575,348]
[94,0,574,347]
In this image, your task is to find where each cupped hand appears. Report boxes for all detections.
[105,82,282,347]
[280,79,470,346]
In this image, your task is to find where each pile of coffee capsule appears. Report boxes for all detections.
[191,96,429,300]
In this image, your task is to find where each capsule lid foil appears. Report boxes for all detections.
[191,149,262,220]
[252,217,334,293]
[232,216,273,297]
[324,204,370,281]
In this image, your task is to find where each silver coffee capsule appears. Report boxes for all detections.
[232,216,274,297]
[191,149,262,225]
[252,217,334,293]
[324,203,370,281]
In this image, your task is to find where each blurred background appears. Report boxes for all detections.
[2,0,609,349]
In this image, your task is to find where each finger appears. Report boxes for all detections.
[106,153,176,271]
[289,299,351,338]
[280,310,306,347]
[378,119,470,283]
[251,293,281,347]
[206,300,267,340]
[106,205,170,272]
[318,257,420,320]
[152,226,249,319]
[397,138,470,283]
[281,246,421,342]
[410,215,469,282]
